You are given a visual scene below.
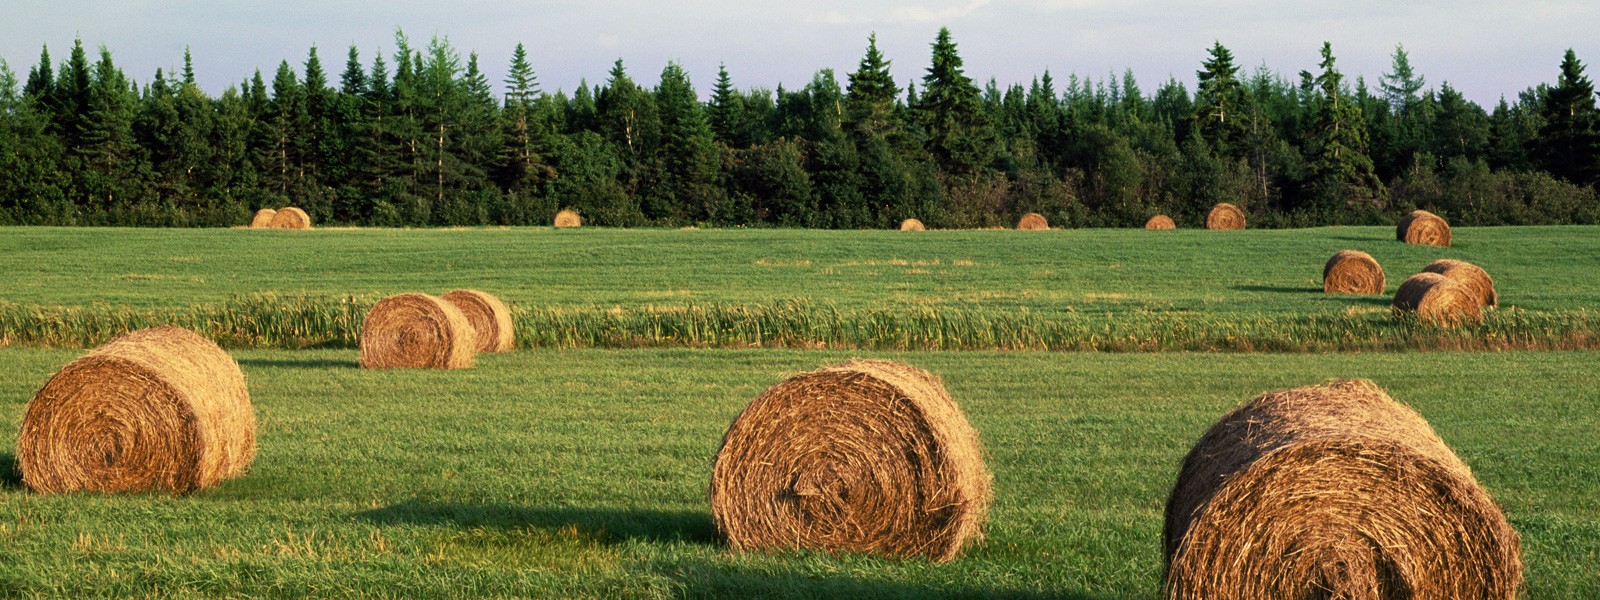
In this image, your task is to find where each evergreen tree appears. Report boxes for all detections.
[23,45,53,102]
[1536,49,1599,184]
[707,63,748,147]
[1192,41,1248,155]
[845,33,898,136]
[918,27,993,175]
[78,46,142,215]
[1302,42,1385,212]
[596,59,658,165]
[650,61,721,223]
[499,42,553,193]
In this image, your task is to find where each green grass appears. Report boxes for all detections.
[3,225,1599,351]
[0,348,1595,598]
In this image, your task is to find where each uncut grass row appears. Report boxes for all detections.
[2,295,1598,352]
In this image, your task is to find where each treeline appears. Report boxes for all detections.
[1,29,1598,228]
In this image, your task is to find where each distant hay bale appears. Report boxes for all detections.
[1392,272,1481,327]
[269,206,312,230]
[1397,210,1451,247]
[710,359,992,563]
[250,208,277,228]
[1322,250,1386,295]
[1421,259,1497,308]
[359,293,476,369]
[441,289,515,353]
[1206,203,1245,230]
[1164,379,1522,600]
[1145,215,1176,230]
[899,218,926,231]
[17,326,257,494]
[1017,212,1049,230]
[554,209,582,228]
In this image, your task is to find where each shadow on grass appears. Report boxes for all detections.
[235,358,356,370]
[1232,285,1318,294]
[0,453,22,490]
[660,562,1117,600]
[1326,234,1391,243]
[355,500,716,545]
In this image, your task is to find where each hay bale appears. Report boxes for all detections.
[1145,215,1176,230]
[1397,210,1451,247]
[554,209,582,228]
[1392,272,1481,327]
[1421,259,1497,308]
[250,208,277,228]
[710,359,992,562]
[899,218,926,231]
[359,293,476,369]
[17,326,257,494]
[1206,203,1245,230]
[1323,250,1386,295]
[1017,212,1049,230]
[269,206,312,230]
[1164,379,1522,600]
[441,289,515,353]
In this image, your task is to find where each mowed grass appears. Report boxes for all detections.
[0,348,1594,598]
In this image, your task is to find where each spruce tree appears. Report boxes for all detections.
[918,27,993,175]
[1193,41,1248,155]
[651,61,719,222]
[1536,49,1599,184]
[1302,42,1385,212]
[845,33,898,136]
[500,42,552,192]
[707,63,747,146]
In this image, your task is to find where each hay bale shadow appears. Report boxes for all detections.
[0,454,21,489]
[235,358,358,370]
[355,501,716,545]
[660,562,1111,600]
[1231,285,1319,294]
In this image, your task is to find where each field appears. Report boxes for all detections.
[0,225,1597,598]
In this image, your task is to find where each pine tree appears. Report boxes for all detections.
[845,33,898,136]
[650,61,719,223]
[23,45,53,102]
[1193,41,1248,155]
[1536,49,1599,184]
[707,63,748,146]
[500,42,552,192]
[1302,42,1385,212]
[918,27,993,175]
[78,45,141,214]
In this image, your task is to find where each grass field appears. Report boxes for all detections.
[0,348,1596,599]
[3,225,1599,351]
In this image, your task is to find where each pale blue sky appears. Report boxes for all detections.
[3,1,1596,107]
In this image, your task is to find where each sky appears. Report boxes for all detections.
[3,0,1598,108]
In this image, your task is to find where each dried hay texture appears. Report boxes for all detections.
[1323,250,1386,295]
[17,326,257,494]
[1392,272,1481,327]
[249,208,277,228]
[1017,213,1049,230]
[1206,203,1245,230]
[268,206,312,230]
[359,293,476,369]
[1145,215,1176,230]
[710,359,992,563]
[1164,379,1522,600]
[899,218,926,231]
[1421,259,1497,308]
[554,209,582,227]
[441,289,515,352]
[1397,210,1451,246]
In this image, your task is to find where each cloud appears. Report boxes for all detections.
[891,0,993,22]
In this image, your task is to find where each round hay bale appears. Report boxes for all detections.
[1017,212,1049,230]
[1206,203,1245,230]
[1397,210,1451,247]
[1421,259,1497,308]
[899,218,926,231]
[268,206,312,230]
[1145,215,1176,230]
[710,359,992,562]
[1392,272,1481,327]
[17,326,257,494]
[249,208,277,228]
[1164,379,1522,600]
[554,209,582,228]
[441,289,515,353]
[1322,250,1386,295]
[359,293,476,369]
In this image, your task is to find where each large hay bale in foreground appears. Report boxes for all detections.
[269,206,312,230]
[1421,259,1497,308]
[359,293,475,369]
[899,218,926,231]
[1017,213,1049,230]
[1323,250,1386,295]
[1206,203,1245,230]
[441,289,515,353]
[17,326,257,494]
[1145,215,1176,230]
[249,208,277,228]
[554,209,581,227]
[1164,379,1522,600]
[710,359,992,562]
[1397,210,1451,247]
[1392,272,1481,327]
